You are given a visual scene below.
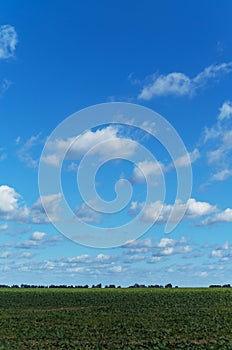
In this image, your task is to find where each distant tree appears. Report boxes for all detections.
[165,283,172,288]
[209,285,221,288]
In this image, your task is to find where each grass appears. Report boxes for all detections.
[0,288,231,349]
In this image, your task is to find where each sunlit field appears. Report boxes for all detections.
[0,288,231,349]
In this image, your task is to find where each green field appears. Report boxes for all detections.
[0,288,231,349]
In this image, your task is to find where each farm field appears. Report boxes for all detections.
[0,288,231,349]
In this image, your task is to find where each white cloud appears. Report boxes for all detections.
[31,193,62,224]
[157,238,176,248]
[0,223,8,231]
[211,249,224,258]
[172,148,200,168]
[218,101,232,121]
[139,72,191,99]
[209,242,232,262]
[17,134,42,168]
[197,271,208,278]
[131,149,200,186]
[202,101,232,183]
[19,252,33,259]
[131,198,217,224]
[42,126,138,167]
[96,253,110,262]
[138,62,232,99]
[149,256,162,263]
[110,265,123,273]
[210,169,232,182]
[75,203,101,223]
[0,185,19,213]
[186,198,217,217]
[16,240,40,249]
[0,79,12,96]
[31,231,46,241]
[0,150,7,162]
[132,160,164,184]
[201,208,232,226]
[0,25,18,59]
[0,251,11,258]
[155,243,192,257]
[124,238,153,249]
[123,236,191,260]
[0,185,29,221]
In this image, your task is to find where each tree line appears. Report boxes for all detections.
[0,283,230,289]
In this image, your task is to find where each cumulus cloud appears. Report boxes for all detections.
[156,238,176,248]
[31,231,46,241]
[75,203,101,223]
[0,185,19,213]
[0,185,29,222]
[139,72,191,99]
[16,234,61,250]
[31,193,62,224]
[138,62,232,100]
[16,239,41,249]
[132,160,164,184]
[0,185,63,225]
[42,126,138,167]
[131,149,200,186]
[130,198,217,224]
[123,236,191,260]
[0,25,18,59]
[210,242,231,261]
[0,251,11,258]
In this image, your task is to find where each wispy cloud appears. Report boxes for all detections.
[202,100,232,183]
[0,223,8,231]
[0,25,18,59]
[0,79,12,96]
[218,101,232,121]
[138,62,232,100]
[0,147,7,161]
[200,208,232,226]
[131,148,200,186]
[17,134,43,168]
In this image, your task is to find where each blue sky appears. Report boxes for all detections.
[0,0,232,287]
